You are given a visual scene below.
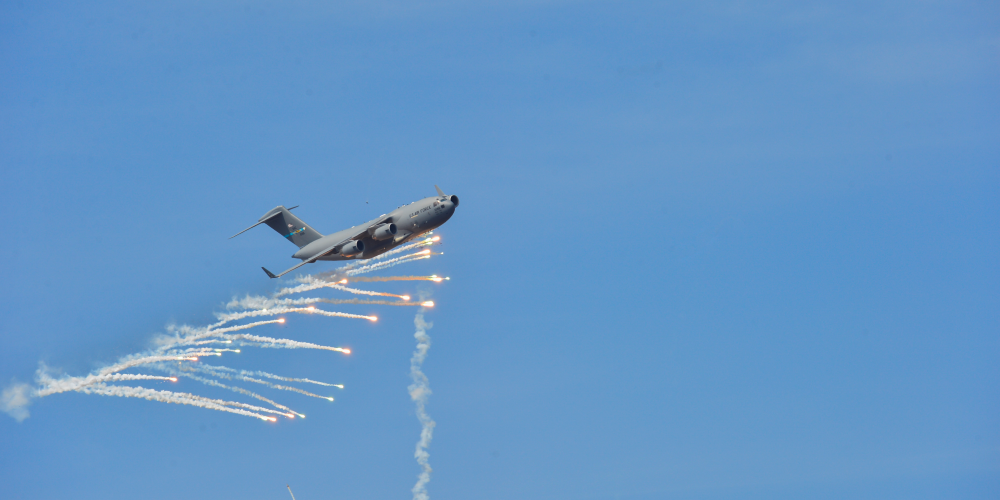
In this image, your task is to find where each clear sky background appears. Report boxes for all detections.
[1,1,997,499]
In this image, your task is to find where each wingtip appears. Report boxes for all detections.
[262,267,278,279]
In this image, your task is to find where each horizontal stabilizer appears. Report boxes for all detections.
[261,238,342,278]
[261,258,313,279]
[230,211,283,239]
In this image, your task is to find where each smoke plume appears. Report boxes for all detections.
[1,381,33,422]
[409,310,436,500]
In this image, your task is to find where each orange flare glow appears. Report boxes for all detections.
[400,295,411,301]
[278,318,286,323]
[421,301,435,307]
[343,349,352,354]
[368,316,377,322]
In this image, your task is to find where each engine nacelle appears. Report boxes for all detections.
[339,240,365,257]
[370,223,397,241]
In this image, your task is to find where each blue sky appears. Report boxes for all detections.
[1,1,997,499]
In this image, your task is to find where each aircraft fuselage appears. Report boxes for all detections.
[295,194,458,262]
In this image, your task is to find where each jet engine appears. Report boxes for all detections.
[339,240,365,257]
[370,223,397,241]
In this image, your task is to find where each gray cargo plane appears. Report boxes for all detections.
[231,185,459,278]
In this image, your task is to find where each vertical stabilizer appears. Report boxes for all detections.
[258,206,324,248]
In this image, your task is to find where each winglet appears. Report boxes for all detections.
[262,267,278,279]
[435,185,445,197]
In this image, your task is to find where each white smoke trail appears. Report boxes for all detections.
[228,296,422,310]
[409,311,436,500]
[79,383,277,421]
[346,252,427,276]
[196,365,341,388]
[96,354,206,376]
[35,373,176,397]
[225,294,286,311]
[158,319,283,349]
[327,284,406,299]
[273,280,329,298]
[100,382,291,418]
[347,276,445,282]
[236,376,332,401]
[314,298,425,307]
[213,306,374,325]
[273,279,409,300]
[35,367,287,419]
[189,365,334,400]
[347,254,432,276]
[224,333,351,354]
[148,363,302,416]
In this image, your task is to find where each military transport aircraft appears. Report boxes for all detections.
[231,185,459,278]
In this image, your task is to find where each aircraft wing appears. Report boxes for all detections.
[350,215,394,240]
[262,216,394,279]
[262,240,341,278]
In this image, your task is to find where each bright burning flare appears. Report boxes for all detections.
[278,318,286,323]
[368,316,377,322]
[401,295,411,301]
[421,301,435,307]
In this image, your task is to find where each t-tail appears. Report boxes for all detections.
[230,205,324,248]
